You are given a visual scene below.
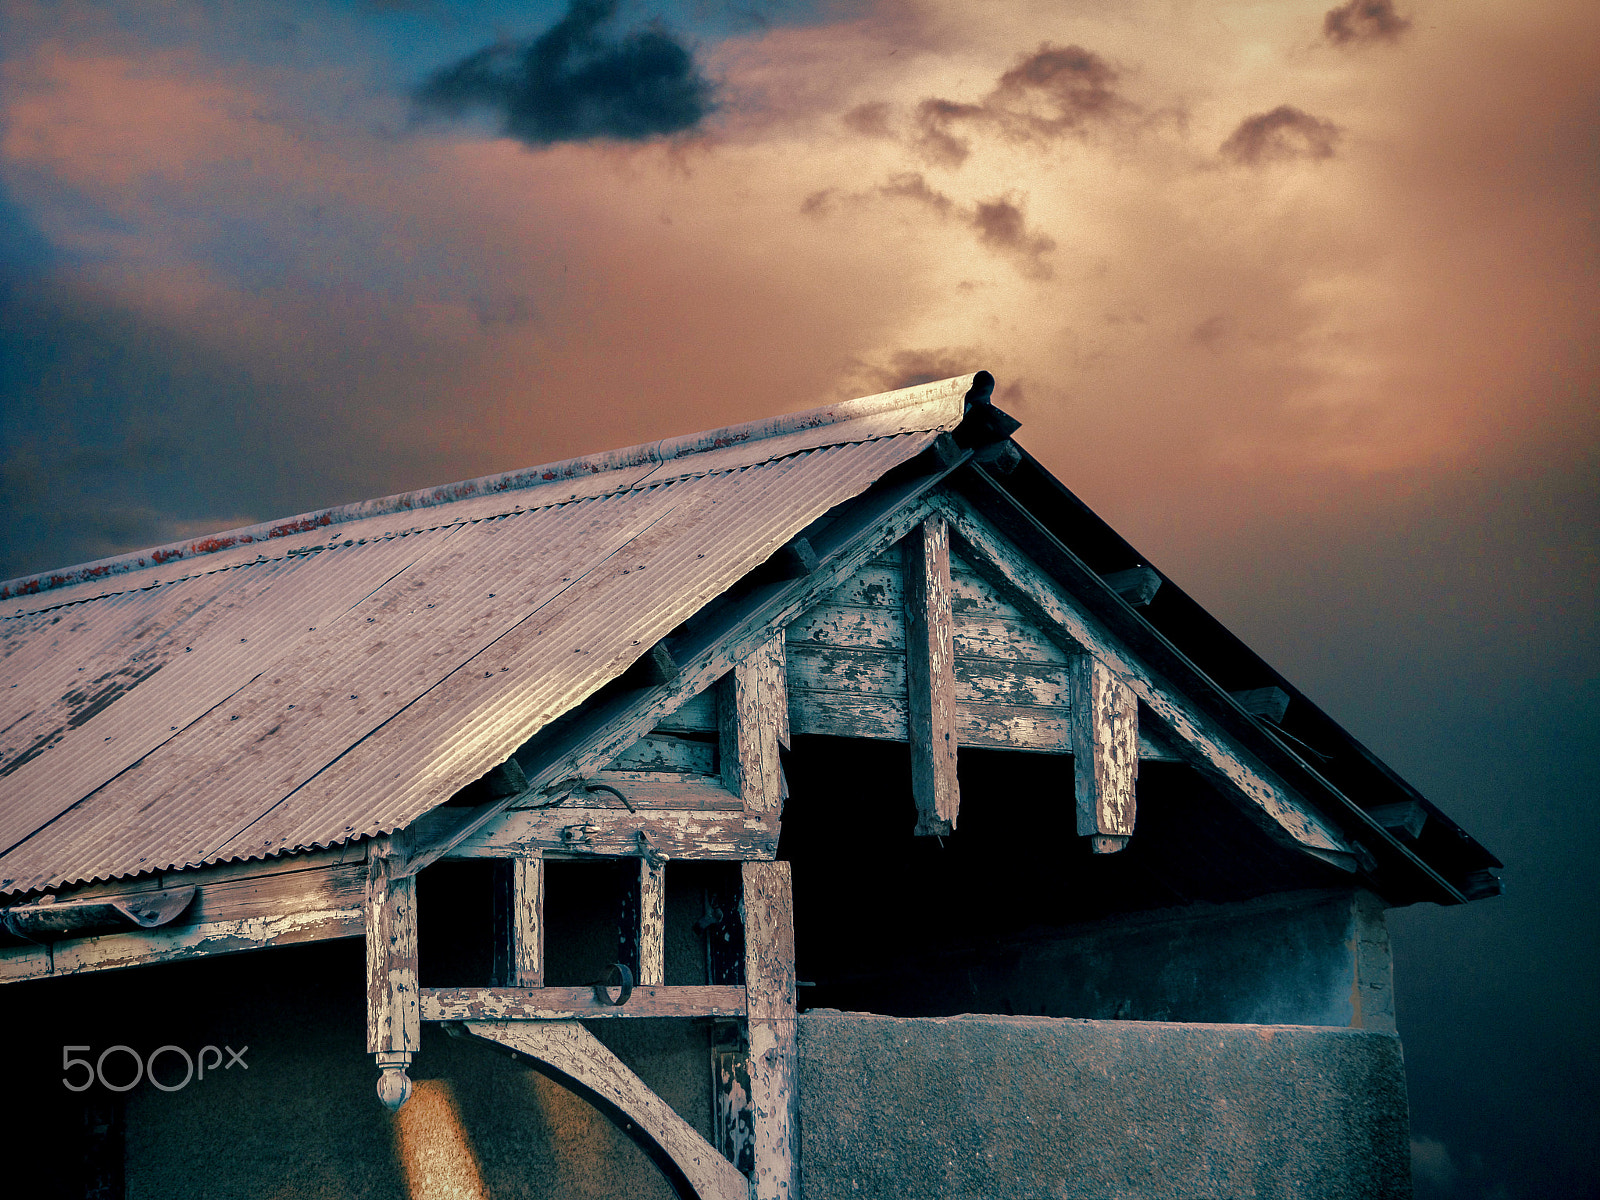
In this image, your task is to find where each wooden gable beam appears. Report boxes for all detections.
[904,514,961,835]
[1069,655,1138,854]
[933,494,1358,868]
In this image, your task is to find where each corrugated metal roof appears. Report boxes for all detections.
[0,376,973,894]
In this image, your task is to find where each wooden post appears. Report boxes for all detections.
[511,855,544,987]
[905,515,960,835]
[742,860,798,1200]
[366,841,420,1110]
[1069,655,1138,853]
[719,631,788,814]
[638,856,665,987]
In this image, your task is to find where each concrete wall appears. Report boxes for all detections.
[798,1011,1413,1200]
[831,889,1396,1032]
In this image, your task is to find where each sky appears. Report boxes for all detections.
[0,0,1595,1195]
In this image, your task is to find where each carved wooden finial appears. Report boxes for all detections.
[375,1052,413,1111]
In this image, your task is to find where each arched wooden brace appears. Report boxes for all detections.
[458,1019,751,1200]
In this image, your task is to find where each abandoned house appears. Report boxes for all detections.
[0,372,1500,1200]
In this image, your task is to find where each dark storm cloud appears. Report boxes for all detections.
[878,171,955,216]
[414,0,713,145]
[841,100,894,138]
[969,198,1055,278]
[990,43,1125,126]
[823,173,1054,278]
[1323,0,1412,46]
[1219,105,1341,164]
[882,44,1131,166]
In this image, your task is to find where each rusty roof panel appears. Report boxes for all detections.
[0,376,971,894]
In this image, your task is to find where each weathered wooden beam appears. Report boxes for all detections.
[0,907,363,985]
[366,839,420,1111]
[1101,565,1162,607]
[436,806,779,861]
[719,631,788,813]
[1232,686,1291,724]
[511,855,544,987]
[462,1020,750,1200]
[422,984,746,1021]
[743,860,799,1200]
[0,848,367,985]
[904,515,960,835]
[605,734,717,774]
[638,856,665,987]
[1068,656,1139,854]
[934,495,1357,867]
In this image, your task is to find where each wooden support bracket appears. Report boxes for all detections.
[366,839,420,1111]
[1069,656,1139,853]
[461,1020,750,1200]
[743,860,799,1200]
[904,514,960,835]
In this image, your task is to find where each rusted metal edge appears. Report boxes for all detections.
[1,375,977,606]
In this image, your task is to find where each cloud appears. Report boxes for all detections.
[1220,105,1341,164]
[878,171,955,216]
[841,100,894,138]
[864,174,1053,277]
[852,347,991,395]
[969,198,1055,278]
[1324,0,1412,46]
[907,43,1130,166]
[414,0,713,145]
